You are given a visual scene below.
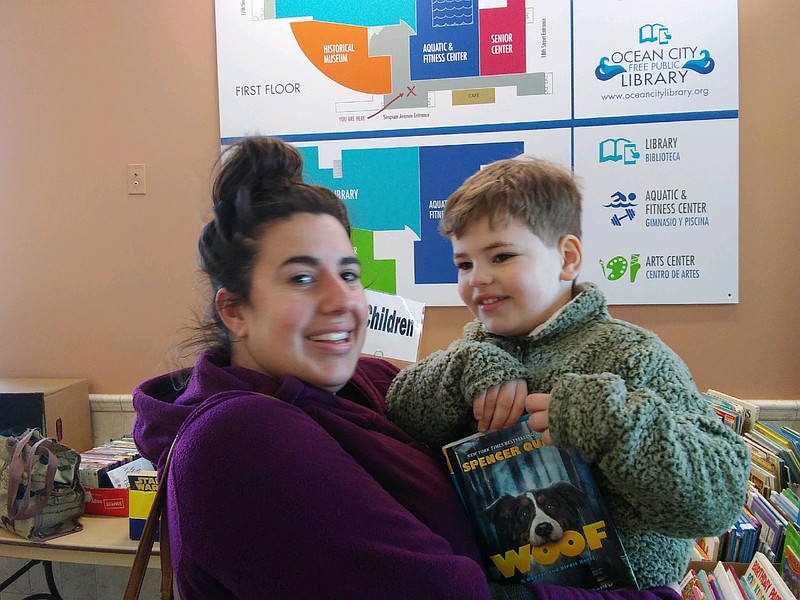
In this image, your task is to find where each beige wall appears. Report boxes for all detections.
[1,1,798,397]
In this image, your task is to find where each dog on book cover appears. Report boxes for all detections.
[485,480,604,588]
[448,425,638,591]
[486,481,586,550]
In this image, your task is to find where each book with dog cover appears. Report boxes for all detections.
[443,417,638,590]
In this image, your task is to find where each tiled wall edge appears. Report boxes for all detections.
[87,395,800,419]
[749,399,800,421]
[89,394,134,412]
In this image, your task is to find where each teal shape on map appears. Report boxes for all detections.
[351,228,396,295]
[299,146,421,237]
[276,1,416,28]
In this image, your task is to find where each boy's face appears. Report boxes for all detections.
[451,216,581,337]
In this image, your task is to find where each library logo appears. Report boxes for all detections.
[594,23,716,86]
[599,254,641,283]
[639,23,672,45]
[604,191,638,227]
[599,138,640,165]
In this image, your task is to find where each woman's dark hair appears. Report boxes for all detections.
[191,136,350,355]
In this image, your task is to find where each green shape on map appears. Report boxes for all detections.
[351,228,396,294]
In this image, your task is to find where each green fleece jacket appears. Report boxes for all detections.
[387,282,749,589]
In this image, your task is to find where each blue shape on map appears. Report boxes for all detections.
[276,0,416,28]
[595,57,627,81]
[415,142,524,284]
[410,0,479,80]
[683,50,715,74]
[298,146,421,235]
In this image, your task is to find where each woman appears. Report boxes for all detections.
[133,137,681,599]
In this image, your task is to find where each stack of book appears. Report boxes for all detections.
[694,389,800,597]
[702,389,760,436]
[718,506,761,565]
[745,485,788,563]
[682,552,797,599]
[79,438,143,488]
[79,438,154,516]
[703,388,800,498]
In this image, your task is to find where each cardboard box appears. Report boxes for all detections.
[688,561,749,577]
[0,378,92,452]
[84,487,129,517]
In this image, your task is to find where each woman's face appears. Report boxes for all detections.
[220,213,368,393]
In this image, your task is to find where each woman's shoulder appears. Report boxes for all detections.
[170,390,336,486]
[177,389,312,442]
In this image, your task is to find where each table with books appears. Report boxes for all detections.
[0,515,159,596]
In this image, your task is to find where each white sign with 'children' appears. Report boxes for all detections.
[363,290,425,363]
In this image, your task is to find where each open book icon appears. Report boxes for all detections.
[599,138,640,165]
[639,24,672,45]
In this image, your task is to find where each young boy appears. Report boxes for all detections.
[386,157,749,590]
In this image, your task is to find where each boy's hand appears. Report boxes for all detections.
[526,393,553,445]
[473,379,528,433]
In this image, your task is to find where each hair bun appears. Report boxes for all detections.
[211,137,306,235]
[247,137,304,183]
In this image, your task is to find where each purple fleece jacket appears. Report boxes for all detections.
[133,350,681,600]
[133,350,492,599]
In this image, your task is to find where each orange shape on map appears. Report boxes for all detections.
[290,21,392,95]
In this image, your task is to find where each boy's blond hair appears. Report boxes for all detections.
[439,157,582,247]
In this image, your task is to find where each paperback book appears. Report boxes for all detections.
[782,523,800,597]
[443,418,638,590]
[742,551,797,599]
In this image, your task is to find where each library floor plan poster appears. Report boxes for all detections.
[214,0,739,305]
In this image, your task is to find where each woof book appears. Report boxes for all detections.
[443,418,638,590]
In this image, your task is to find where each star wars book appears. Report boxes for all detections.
[443,417,638,590]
